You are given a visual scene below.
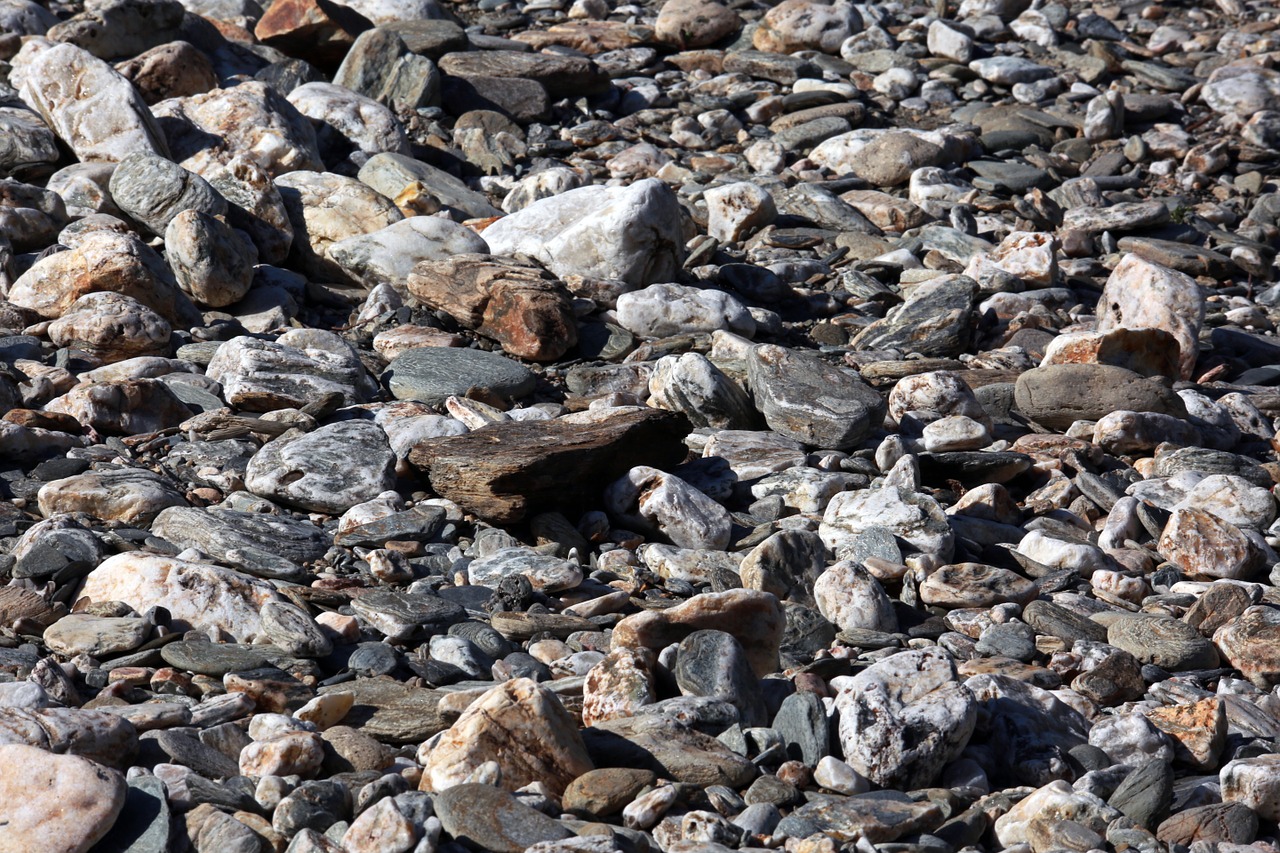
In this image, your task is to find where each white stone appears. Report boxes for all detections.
[605,466,732,551]
[327,216,489,292]
[616,283,755,339]
[1097,253,1205,380]
[704,182,776,243]
[1222,754,1280,821]
[813,560,897,633]
[922,415,990,452]
[821,487,954,562]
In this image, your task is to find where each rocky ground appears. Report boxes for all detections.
[3,0,1280,849]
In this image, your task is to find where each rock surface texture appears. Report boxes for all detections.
[0,0,1279,849]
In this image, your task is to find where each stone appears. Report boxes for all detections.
[1214,606,1280,689]
[109,152,226,237]
[383,346,535,407]
[115,39,218,105]
[1107,613,1219,672]
[1222,754,1280,821]
[245,419,395,514]
[18,43,168,163]
[674,630,766,727]
[333,28,441,114]
[836,647,976,789]
[1040,328,1182,378]
[813,560,896,633]
[583,714,756,787]
[604,465,732,550]
[1158,508,1265,580]
[481,178,684,287]
[1145,698,1226,771]
[342,797,416,853]
[853,275,977,358]
[704,181,776,242]
[206,332,376,411]
[348,588,465,642]
[994,780,1121,848]
[582,647,657,727]
[654,0,740,48]
[77,553,287,643]
[775,794,942,844]
[43,613,150,657]
[275,170,403,284]
[821,487,954,562]
[562,768,656,817]
[437,50,608,99]
[1097,253,1204,380]
[1013,365,1186,430]
[165,209,257,308]
[405,254,577,362]
[434,784,574,853]
[1156,803,1258,846]
[616,283,754,338]
[753,0,860,53]
[357,152,501,220]
[747,344,886,450]
[612,589,783,678]
[37,468,187,526]
[919,563,1037,608]
[329,217,489,291]
[648,352,757,430]
[0,743,127,853]
[240,731,325,778]
[47,292,171,363]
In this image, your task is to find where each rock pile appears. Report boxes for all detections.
[3,0,1280,850]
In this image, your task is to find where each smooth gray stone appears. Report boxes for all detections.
[108,151,226,236]
[383,18,468,57]
[382,346,536,406]
[244,420,397,515]
[435,784,573,853]
[348,588,466,641]
[747,344,885,451]
[848,527,902,565]
[1109,759,1173,830]
[152,729,240,780]
[437,50,608,98]
[334,505,447,547]
[334,28,440,111]
[675,630,766,728]
[91,775,171,853]
[774,690,828,767]
[0,102,60,180]
[161,641,270,676]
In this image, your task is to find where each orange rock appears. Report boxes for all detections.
[253,0,372,66]
[1146,698,1226,770]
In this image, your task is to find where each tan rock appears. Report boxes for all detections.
[0,743,127,853]
[114,40,218,105]
[275,170,403,284]
[611,588,784,678]
[1159,508,1265,581]
[654,0,740,48]
[1214,606,1280,689]
[582,647,657,727]
[239,731,325,778]
[1097,253,1205,380]
[419,677,593,796]
[343,797,416,853]
[37,467,187,525]
[752,0,860,53]
[47,292,171,363]
[45,379,193,435]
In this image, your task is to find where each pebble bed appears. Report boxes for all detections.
[2,0,1280,850]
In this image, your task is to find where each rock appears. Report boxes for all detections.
[1158,508,1265,580]
[919,563,1037,608]
[1156,803,1258,846]
[76,553,286,643]
[434,784,574,853]
[775,793,942,844]
[605,465,732,550]
[994,780,1121,848]
[813,560,896,633]
[165,209,257,308]
[115,39,218,105]
[704,181,776,242]
[18,43,168,163]
[616,282,754,338]
[747,344,885,450]
[821,487,954,562]
[206,332,376,411]
[853,275,977,357]
[330,215,487,287]
[240,731,325,778]
[582,647,657,727]
[753,0,861,53]
[583,714,756,787]
[1203,64,1280,118]
[648,352,757,430]
[1096,253,1204,380]
[1013,365,1186,430]
[1107,613,1219,672]
[481,178,684,287]
[409,408,689,524]
[654,0,740,48]
[37,467,187,525]
[274,169,403,284]
[8,230,197,325]
[245,420,395,514]
[383,346,535,407]
[357,152,502,220]
[333,28,441,113]
[1214,606,1280,689]
[674,630,766,726]
[43,613,149,657]
[420,678,592,795]
[437,50,608,99]
[1222,754,1280,821]
[611,588,784,678]
[0,743,127,853]
[1040,328,1182,378]
[405,254,576,362]
[47,292,171,363]
[108,152,227,237]
[562,767,656,817]
[1146,698,1226,771]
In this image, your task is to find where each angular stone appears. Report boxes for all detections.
[37,468,187,526]
[604,465,732,551]
[1014,364,1186,430]
[47,292,171,363]
[206,332,376,411]
[434,784,574,853]
[1097,253,1204,380]
[747,344,885,450]
[775,794,943,844]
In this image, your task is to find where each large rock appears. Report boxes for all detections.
[286,81,410,173]
[437,50,609,98]
[753,0,861,53]
[747,344,885,450]
[357,151,502,220]
[405,254,577,362]
[1096,253,1205,380]
[17,43,168,162]
[275,170,404,283]
[46,292,171,363]
[328,218,489,293]
[108,151,227,237]
[0,743,127,853]
[76,553,287,643]
[852,275,977,357]
[836,647,976,789]
[821,487,954,562]
[481,178,684,287]
[206,331,377,410]
[44,379,194,435]
[37,467,187,526]
[654,0,741,48]
[420,678,593,796]
[244,419,396,514]
[1014,364,1187,430]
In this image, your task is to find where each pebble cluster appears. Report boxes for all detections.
[2,0,1280,849]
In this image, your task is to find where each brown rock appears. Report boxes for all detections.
[419,678,593,796]
[1097,253,1205,380]
[253,0,373,66]
[1013,364,1186,430]
[408,408,690,524]
[611,588,784,678]
[45,379,193,435]
[1184,583,1253,637]
[1039,327,1181,379]
[406,254,578,362]
[1145,698,1226,771]
[114,40,218,105]
[583,714,756,788]
[563,768,657,817]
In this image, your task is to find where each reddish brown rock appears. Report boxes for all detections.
[253,0,373,66]
[1214,606,1280,689]
[406,255,578,362]
[1145,698,1226,771]
[1039,327,1182,379]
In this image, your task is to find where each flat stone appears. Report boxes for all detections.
[383,346,536,406]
